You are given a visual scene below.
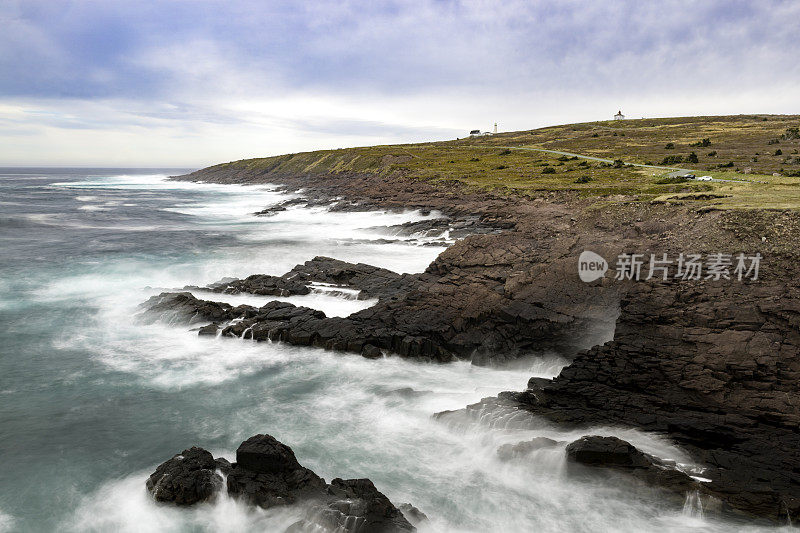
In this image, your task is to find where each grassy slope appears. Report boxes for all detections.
[208,114,800,209]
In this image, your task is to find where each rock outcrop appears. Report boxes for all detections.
[145,447,225,505]
[564,436,697,501]
[146,434,417,533]
[288,478,415,533]
[225,434,328,509]
[166,159,800,525]
[496,437,561,461]
[445,278,800,522]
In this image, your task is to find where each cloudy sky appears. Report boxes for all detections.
[1,0,798,167]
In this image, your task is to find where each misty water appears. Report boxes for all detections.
[0,169,778,532]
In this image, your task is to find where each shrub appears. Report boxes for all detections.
[768,139,780,145]
[782,127,800,140]
[664,142,675,149]
[719,161,734,168]
[656,176,691,184]
[660,155,684,165]
[496,165,508,169]
[707,151,717,156]
[499,149,511,155]
[574,176,593,183]
[690,138,711,147]
[687,152,699,163]
[775,149,783,156]
[470,158,480,162]
[613,159,625,168]
[542,167,556,174]
[557,155,570,161]
[591,133,599,137]
[577,161,590,167]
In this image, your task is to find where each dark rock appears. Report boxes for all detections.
[139,292,236,325]
[236,434,303,473]
[291,478,415,532]
[497,437,561,460]
[226,434,327,509]
[398,503,428,525]
[565,436,651,468]
[211,273,310,297]
[361,344,383,359]
[254,197,308,216]
[145,447,223,505]
[197,324,219,336]
[564,436,698,500]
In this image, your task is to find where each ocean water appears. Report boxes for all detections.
[0,169,777,532]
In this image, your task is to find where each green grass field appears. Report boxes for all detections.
[208,114,800,209]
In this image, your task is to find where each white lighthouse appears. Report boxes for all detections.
[493,122,498,134]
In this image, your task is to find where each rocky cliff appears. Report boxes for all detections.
[164,156,800,524]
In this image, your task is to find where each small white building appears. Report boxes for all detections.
[614,110,625,120]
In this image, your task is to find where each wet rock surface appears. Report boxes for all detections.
[288,478,415,533]
[146,434,417,532]
[497,437,561,461]
[564,436,697,501]
[166,164,800,524]
[145,447,223,505]
[448,280,800,522]
[226,434,327,509]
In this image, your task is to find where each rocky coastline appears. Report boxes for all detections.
[149,163,800,525]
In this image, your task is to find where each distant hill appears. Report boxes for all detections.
[184,114,800,210]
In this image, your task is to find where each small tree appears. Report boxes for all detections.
[660,155,684,165]
[776,149,783,156]
[687,152,699,163]
[664,142,675,149]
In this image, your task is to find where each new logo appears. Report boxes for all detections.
[578,250,608,282]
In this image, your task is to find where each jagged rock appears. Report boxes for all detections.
[289,478,415,533]
[170,158,800,526]
[497,437,560,460]
[398,503,428,525]
[197,324,219,336]
[145,447,223,505]
[210,273,310,297]
[146,435,414,531]
[226,434,327,509]
[361,344,383,359]
[286,256,405,300]
[564,436,697,499]
[139,292,236,325]
[566,436,652,468]
[254,197,308,216]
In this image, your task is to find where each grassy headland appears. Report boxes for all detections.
[201,114,800,210]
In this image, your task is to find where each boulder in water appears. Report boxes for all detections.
[226,434,327,509]
[145,447,223,505]
[565,436,698,498]
[398,503,428,525]
[497,436,561,461]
